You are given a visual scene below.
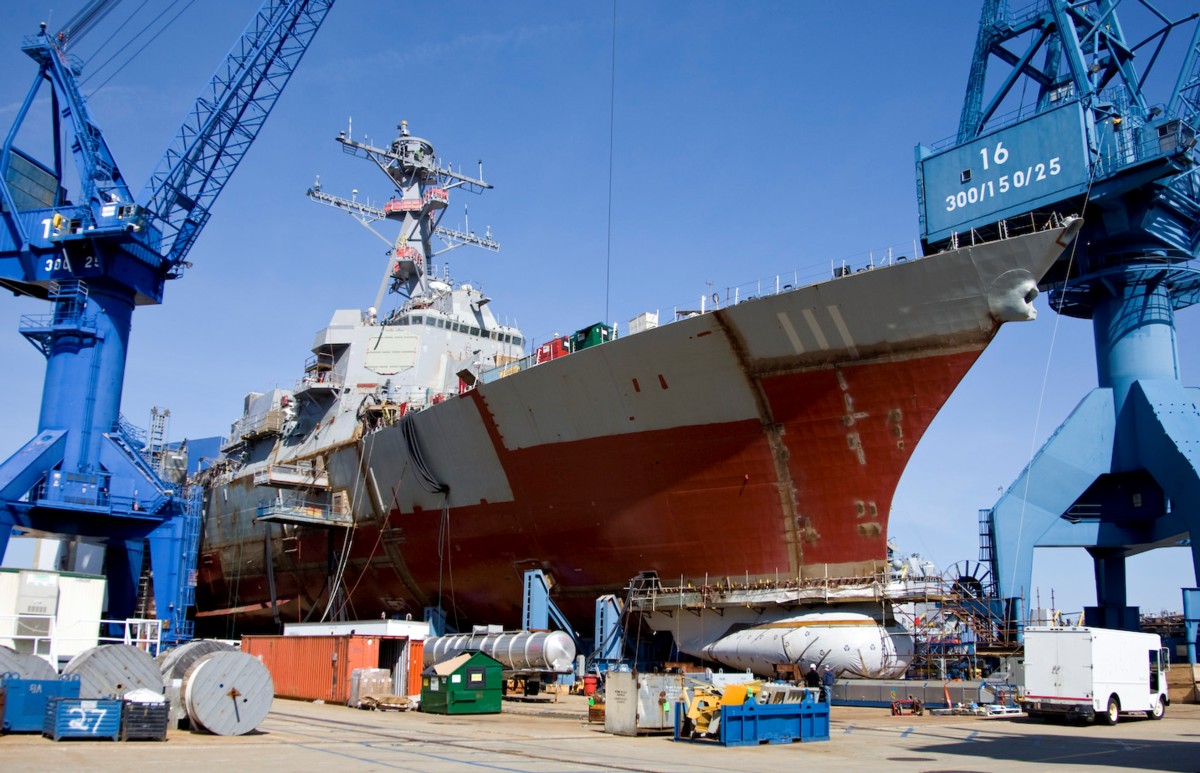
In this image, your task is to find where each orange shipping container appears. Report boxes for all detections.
[243,634,422,703]
[406,639,424,697]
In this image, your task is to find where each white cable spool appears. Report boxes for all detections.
[158,640,236,725]
[182,650,274,735]
[0,645,58,680]
[62,643,163,698]
[159,639,235,680]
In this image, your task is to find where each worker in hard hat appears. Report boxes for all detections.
[804,663,821,691]
[822,664,836,704]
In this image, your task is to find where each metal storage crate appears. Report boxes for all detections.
[718,696,830,745]
[2,674,81,732]
[673,693,830,746]
[120,700,169,741]
[43,697,122,741]
[605,672,688,735]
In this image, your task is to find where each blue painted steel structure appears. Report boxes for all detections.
[0,0,334,644]
[521,569,585,653]
[918,0,1200,640]
[592,594,624,666]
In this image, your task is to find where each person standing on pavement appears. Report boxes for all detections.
[804,663,821,694]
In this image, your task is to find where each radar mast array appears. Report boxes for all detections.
[306,120,498,310]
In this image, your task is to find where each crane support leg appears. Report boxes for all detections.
[989,381,1200,635]
[1184,589,1200,665]
[522,569,583,653]
[0,523,12,563]
[105,538,145,623]
[989,389,1115,626]
[148,518,187,637]
[1132,381,1200,580]
[1090,548,1128,610]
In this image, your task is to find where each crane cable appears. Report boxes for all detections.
[1007,102,1100,609]
[75,0,152,65]
[320,423,376,623]
[82,0,196,97]
[603,0,617,325]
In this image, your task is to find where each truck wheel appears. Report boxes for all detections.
[1148,696,1166,720]
[1099,695,1120,726]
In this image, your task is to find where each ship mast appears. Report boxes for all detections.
[307,120,498,309]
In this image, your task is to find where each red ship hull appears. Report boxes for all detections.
[196,222,1080,635]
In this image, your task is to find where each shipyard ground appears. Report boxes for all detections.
[2,696,1196,771]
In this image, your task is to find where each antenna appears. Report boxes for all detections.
[310,121,498,306]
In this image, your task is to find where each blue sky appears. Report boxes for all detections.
[1,1,1196,616]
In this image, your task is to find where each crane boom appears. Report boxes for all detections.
[0,0,336,645]
[144,0,335,270]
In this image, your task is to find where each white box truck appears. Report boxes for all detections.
[1023,626,1169,725]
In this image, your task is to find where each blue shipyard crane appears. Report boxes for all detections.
[0,0,335,643]
[915,0,1200,641]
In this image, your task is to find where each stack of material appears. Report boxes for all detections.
[349,668,393,708]
[1168,663,1200,704]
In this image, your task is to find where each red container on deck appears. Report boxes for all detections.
[242,634,424,703]
[583,675,599,696]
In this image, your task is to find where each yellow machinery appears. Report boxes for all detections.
[682,680,761,738]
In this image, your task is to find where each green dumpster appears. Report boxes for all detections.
[419,651,503,715]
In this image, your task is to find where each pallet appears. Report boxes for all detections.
[359,695,411,711]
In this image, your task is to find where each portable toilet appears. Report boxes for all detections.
[420,651,502,714]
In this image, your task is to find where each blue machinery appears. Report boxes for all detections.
[521,570,624,673]
[0,0,334,643]
[917,1,1200,645]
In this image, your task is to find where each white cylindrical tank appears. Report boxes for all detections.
[424,630,576,672]
[699,611,913,679]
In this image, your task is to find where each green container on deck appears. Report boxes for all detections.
[572,322,614,351]
[419,650,503,715]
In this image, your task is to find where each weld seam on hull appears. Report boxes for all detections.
[712,308,802,571]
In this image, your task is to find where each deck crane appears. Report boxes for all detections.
[915,0,1200,644]
[0,0,335,644]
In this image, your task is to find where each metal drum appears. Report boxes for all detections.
[62,644,163,698]
[182,650,274,735]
